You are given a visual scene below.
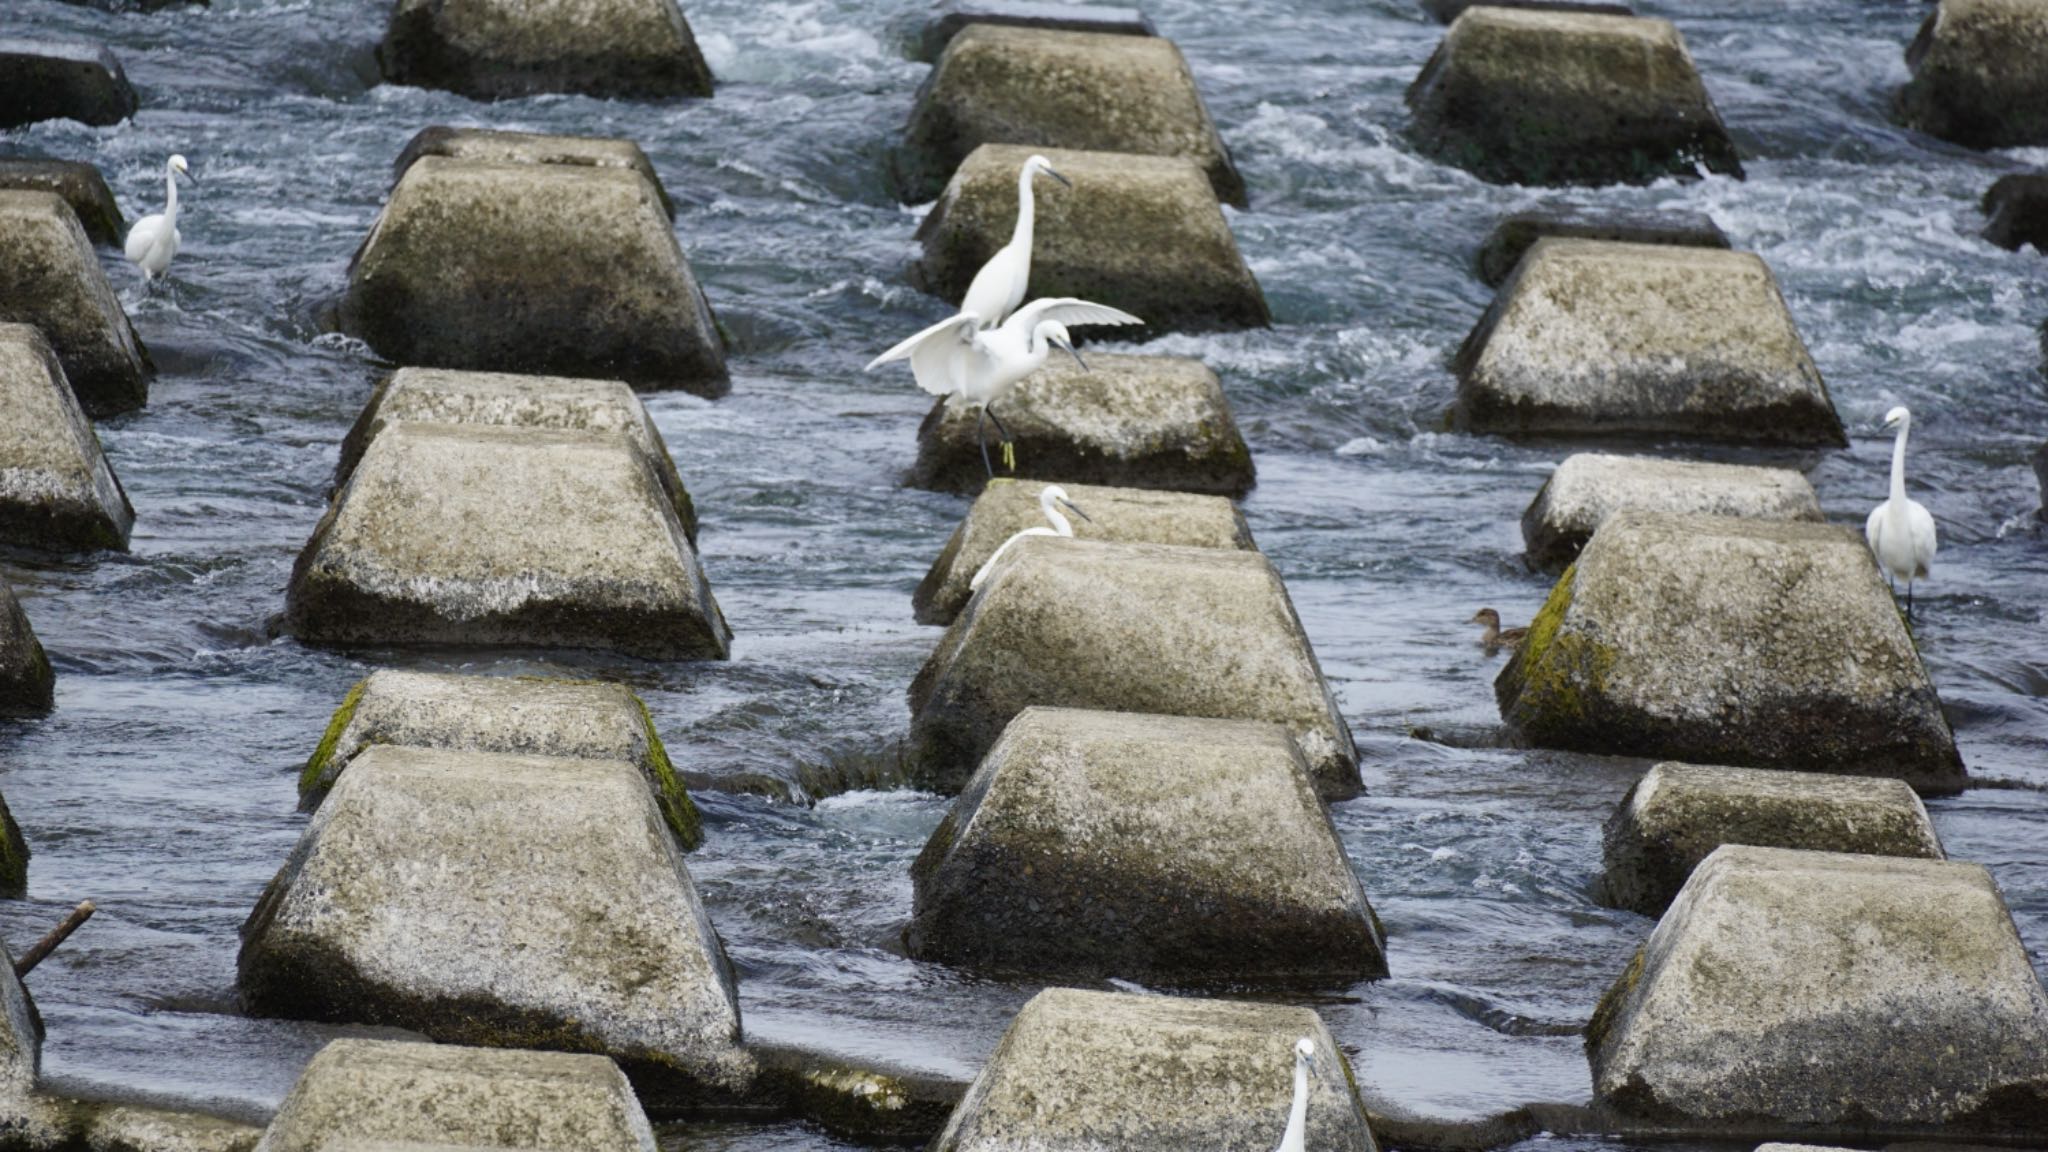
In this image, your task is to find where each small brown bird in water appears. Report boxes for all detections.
[1470,608,1526,653]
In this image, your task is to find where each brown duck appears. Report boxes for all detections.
[1470,608,1526,653]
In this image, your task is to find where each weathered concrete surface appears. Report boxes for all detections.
[932,988,1379,1152]
[0,579,54,719]
[916,0,1156,62]
[1588,846,2048,1137]
[253,1038,658,1152]
[914,144,1269,334]
[239,747,750,1108]
[1982,172,2048,252]
[393,127,675,218]
[908,538,1359,798]
[1453,240,1845,446]
[0,160,123,246]
[336,367,697,542]
[1476,206,1728,287]
[0,41,137,129]
[1521,454,1820,571]
[1497,512,1967,794]
[908,707,1386,982]
[898,27,1245,207]
[1899,0,2048,149]
[0,941,38,1109]
[79,1105,261,1152]
[909,352,1257,496]
[0,191,150,417]
[286,423,729,659]
[339,158,727,397]
[1407,9,1742,186]
[0,325,133,553]
[377,0,714,100]
[300,669,701,849]
[1423,0,1632,23]
[750,1044,967,1145]
[913,478,1253,624]
[0,791,26,898]
[1600,762,1944,916]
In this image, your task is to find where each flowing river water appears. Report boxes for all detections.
[1,0,2045,1146]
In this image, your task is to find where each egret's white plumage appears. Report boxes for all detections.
[866,296,1141,474]
[1273,1037,1316,1152]
[1865,405,1937,617]
[970,484,1092,590]
[957,154,1069,329]
[125,154,193,283]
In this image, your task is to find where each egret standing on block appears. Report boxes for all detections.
[970,484,1093,590]
[1865,405,1937,619]
[125,154,195,285]
[1272,1037,1317,1152]
[866,297,1141,476]
[958,154,1070,330]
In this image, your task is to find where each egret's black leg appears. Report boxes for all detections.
[975,407,994,478]
[1906,582,1914,623]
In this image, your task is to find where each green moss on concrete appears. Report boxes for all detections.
[1496,564,1617,742]
[0,792,28,896]
[297,678,367,800]
[1584,944,1645,1054]
[638,696,704,852]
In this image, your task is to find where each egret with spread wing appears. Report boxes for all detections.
[867,297,1141,476]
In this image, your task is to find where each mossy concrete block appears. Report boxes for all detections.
[1497,512,1967,794]
[913,144,1269,335]
[0,161,123,247]
[77,1105,261,1152]
[0,791,28,898]
[1899,0,2048,149]
[377,0,714,100]
[337,367,697,543]
[932,987,1378,1152]
[1475,206,1728,287]
[908,537,1358,798]
[916,1,1156,63]
[908,706,1386,983]
[1406,9,1742,186]
[914,478,1253,625]
[0,191,150,417]
[339,158,726,397]
[253,1038,657,1152]
[0,41,137,129]
[1600,762,1943,916]
[285,423,730,659]
[1587,845,2048,1136]
[1982,172,2048,252]
[239,748,750,1109]
[300,669,701,850]
[1453,240,1845,446]
[0,941,36,1109]
[1521,453,1820,571]
[1423,0,1632,24]
[393,127,674,219]
[910,352,1257,497]
[0,325,133,553]
[898,26,1244,207]
[0,579,54,719]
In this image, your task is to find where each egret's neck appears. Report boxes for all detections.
[1282,1060,1310,1149]
[1043,502,1071,536]
[163,167,180,223]
[1888,419,1910,505]
[1012,167,1036,252]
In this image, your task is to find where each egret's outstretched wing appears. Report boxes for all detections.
[1006,297,1144,334]
[866,313,982,395]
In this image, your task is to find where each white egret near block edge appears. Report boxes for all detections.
[1865,405,1937,620]
[125,154,195,285]
[866,297,1142,477]
[969,484,1093,591]
[1273,1036,1317,1152]
[958,153,1070,329]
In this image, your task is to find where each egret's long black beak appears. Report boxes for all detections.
[182,169,199,185]
[1058,497,1094,524]
[1052,335,1087,372]
[1046,167,1073,188]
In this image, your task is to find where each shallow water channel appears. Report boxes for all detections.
[1,0,2045,1146]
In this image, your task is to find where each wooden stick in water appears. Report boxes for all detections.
[14,900,94,978]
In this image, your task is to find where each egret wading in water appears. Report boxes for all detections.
[958,153,1070,330]
[969,484,1092,590]
[125,154,195,286]
[1272,1037,1318,1152]
[1865,405,1937,619]
[866,297,1141,476]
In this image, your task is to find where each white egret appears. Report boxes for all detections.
[866,297,1141,476]
[125,154,195,284]
[958,153,1070,330]
[969,484,1093,590]
[1865,405,1937,618]
[1272,1037,1316,1152]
